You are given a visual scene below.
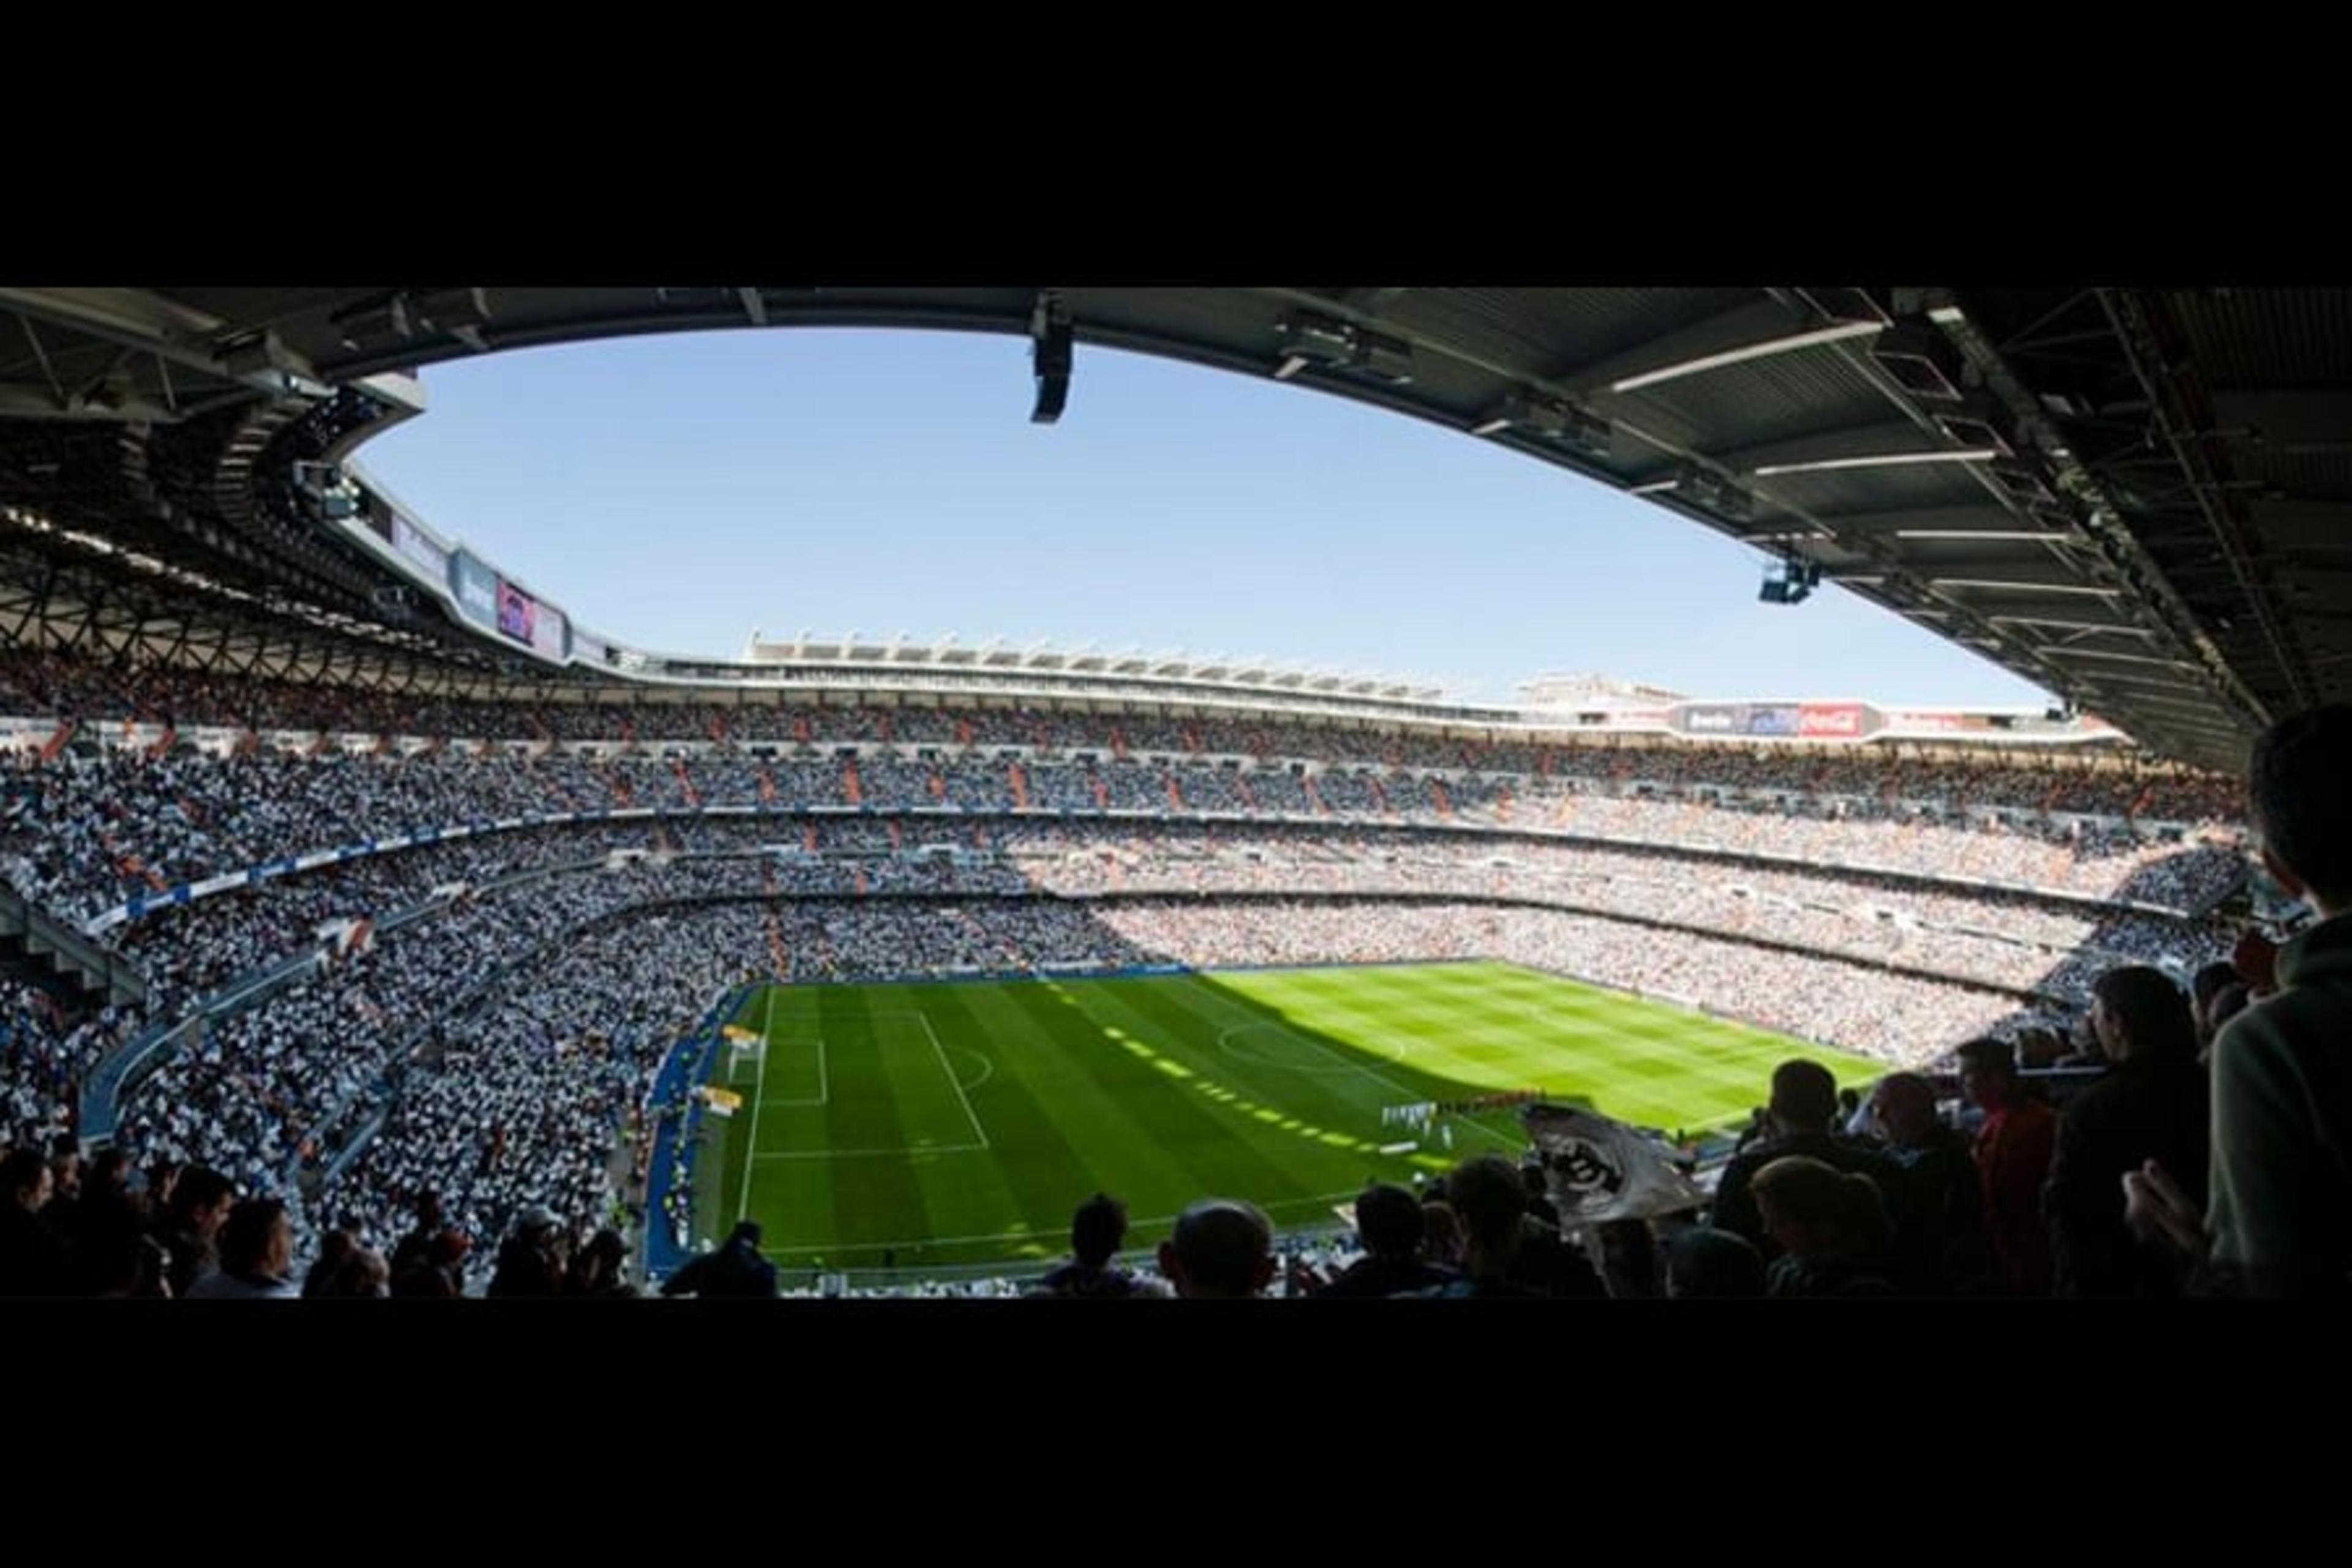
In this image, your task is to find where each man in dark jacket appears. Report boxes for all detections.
[0,1146,70,1296]
[1315,1183,1460,1297]
[1710,1060,1896,1263]
[2046,967,2208,1298]
[661,1219,779,1298]
[1869,1072,1992,1295]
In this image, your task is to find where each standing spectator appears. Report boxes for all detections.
[2132,705,2352,1296]
[2045,967,2207,1298]
[1956,1038,2056,1296]
[1869,1072,1993,1295]
[1420,1155,1604,1298]
[65,1147,149,1296]
[1313,1184,1458,1297]
[0,1145,69,1295]
[1709,1061,1896,1261]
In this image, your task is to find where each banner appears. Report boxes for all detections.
[1797,702,1869,739]
[393,514,448,580]
[450,551,498,628]
[530,600,567,660]
[1523,1104,1706,1224]
[497,579,537,645]
[1678,703,1746,735]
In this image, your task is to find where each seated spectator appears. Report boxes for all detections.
[1314,1184,1458,1298]
[1663,1226,1766,1298]
[1420,1199,1465,1272]
[186,1197,299,1299]
[2046,967,2207,1298]
[391,1229,470,1299]
[313,1244,391,1298]
[661,1219,779,1298]
[1751,1156,1898,1297]
[1156,1199,1275,1299]
[303,1229,359,1298]
[1033,1193,1163,1298]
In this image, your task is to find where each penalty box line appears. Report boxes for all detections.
[745,1008,992,1159]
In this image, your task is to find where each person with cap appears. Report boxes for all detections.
[660,1219,779,1298]
[1708,1060,1896,1262]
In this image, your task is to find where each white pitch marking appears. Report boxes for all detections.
[910,1009,992,1151]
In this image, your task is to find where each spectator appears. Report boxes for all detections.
[1156,1199,1275,1299]
[1033,1193,1162,1298]
[2134,705,2352,1296]
[1709,1060,1896,1261]
[1751,1156,1898,1297]
[1422,1154,1602,1298]
[1956,1038,2056,1296]
[488,1207,568,1297]
[150,1165,235,1299]
[186,1197,299,1298]
[661,1219,779,1298]
[1313,1183,1458,1298]
[2045,967,2207,1298]
[391,1229,470,1299]
[1869,1072,1993,1295]
[567,1229,635,1299]
[1663,1226,1766,1298]
[314,1245,391,1298]
[0,1145,69,1295]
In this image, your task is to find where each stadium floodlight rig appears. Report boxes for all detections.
[1759,553,1823,605]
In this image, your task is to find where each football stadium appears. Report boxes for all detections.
[1,287,2345,1302]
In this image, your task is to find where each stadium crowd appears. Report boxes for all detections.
[6,641,2332,1304]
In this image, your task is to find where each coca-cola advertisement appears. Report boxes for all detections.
[1798,702,1869,738]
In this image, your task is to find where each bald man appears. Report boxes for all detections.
[1158,1199,1276,1298]
[1869,1072,1991,1294]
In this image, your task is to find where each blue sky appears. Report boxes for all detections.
[358,328,2053,709]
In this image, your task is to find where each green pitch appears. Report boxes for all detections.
[694,960,1880,1272]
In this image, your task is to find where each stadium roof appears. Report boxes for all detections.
[0,285,2339,769]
